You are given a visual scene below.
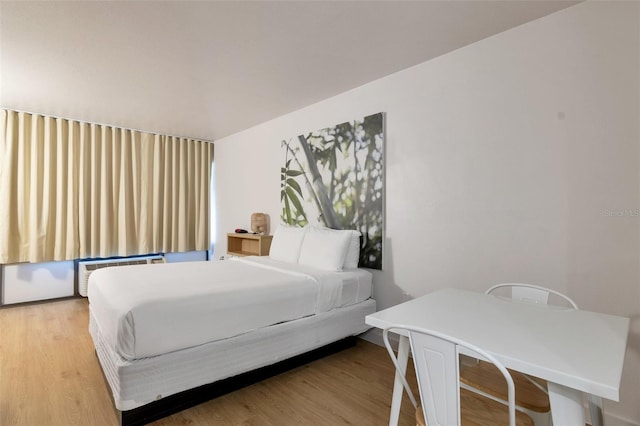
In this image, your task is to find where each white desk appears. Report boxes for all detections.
[366,288,630,426]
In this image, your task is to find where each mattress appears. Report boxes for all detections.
[90,298,376,411]
[88,257,372,360]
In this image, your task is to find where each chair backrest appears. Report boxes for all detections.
[486,283,579,309]
[383,325,517,426]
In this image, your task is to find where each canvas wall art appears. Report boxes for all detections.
[281,112,384,269]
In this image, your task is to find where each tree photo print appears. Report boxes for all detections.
[280,112,384,269]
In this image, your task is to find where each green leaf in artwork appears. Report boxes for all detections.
[284,196,292,223]
[285,169,304,177]
[286,187,305,218]
[286,178,303,196]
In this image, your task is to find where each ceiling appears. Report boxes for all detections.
[0,1,578,141]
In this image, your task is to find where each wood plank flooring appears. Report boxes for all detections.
[0,298,418,426]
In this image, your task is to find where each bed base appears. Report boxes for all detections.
[103,336,356,426]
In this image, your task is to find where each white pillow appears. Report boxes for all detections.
[269,225,307,263]
[343,230,362,269]
[298,226,352,271]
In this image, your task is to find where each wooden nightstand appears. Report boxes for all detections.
[227,233,273,257]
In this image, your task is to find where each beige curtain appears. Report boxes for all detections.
[0,109,213,263]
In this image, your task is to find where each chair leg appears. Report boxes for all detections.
[389,336,412,426]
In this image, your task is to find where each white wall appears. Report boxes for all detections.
[214,2,640,424]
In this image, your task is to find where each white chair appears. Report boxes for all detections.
[485,283,579,309]
[383,325,534,426]
[459,283,579,426]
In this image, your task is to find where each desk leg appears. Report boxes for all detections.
[547,382,585,426]
[389,335,410,426]
[588,395,604,426]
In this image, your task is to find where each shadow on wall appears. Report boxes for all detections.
[626,315,640,372]
[628,315,640,351]
[360,237,414,347]
[370,237,411,308]
[620,314,640,423]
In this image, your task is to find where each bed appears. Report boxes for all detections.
[88,226,376,425]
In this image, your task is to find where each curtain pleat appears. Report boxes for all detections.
[0,109,213,264]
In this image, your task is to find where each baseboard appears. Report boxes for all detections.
[359,327,389,348]
[601,413,639,426]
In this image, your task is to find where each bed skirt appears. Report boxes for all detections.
[90,298,376,425]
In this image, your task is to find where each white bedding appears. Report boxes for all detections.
[88,256,372,360]
[90,299,376,411]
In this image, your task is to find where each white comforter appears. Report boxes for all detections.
[88,257,348,360]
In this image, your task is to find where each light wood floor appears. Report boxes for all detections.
[0,298,418,426]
